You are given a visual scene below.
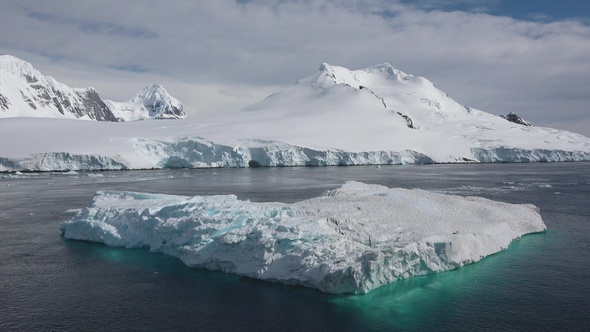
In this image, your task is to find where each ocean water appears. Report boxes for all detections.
[1,163,589,331]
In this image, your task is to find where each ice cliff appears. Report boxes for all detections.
[60,181,547,294]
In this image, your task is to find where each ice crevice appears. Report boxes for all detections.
[60,181,547,294]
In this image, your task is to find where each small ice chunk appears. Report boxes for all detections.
[87,173,104,178]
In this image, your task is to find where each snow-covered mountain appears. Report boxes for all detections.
[237,63,590,160]
[0,55,118,121]
[105,84,185,121]
[1,62,589,172]
[0,55,186,121]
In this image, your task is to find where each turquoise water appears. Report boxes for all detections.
[1,163,589,331]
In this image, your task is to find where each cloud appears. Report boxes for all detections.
[398,0,500,13]
[0,0,589,136]
[27,10,158,39]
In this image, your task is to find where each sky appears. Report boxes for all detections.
[1,0,589,136]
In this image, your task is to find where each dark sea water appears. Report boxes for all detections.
[1,163,589,331]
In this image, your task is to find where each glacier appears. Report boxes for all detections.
[1,61,590,172]
[60,181,547,294]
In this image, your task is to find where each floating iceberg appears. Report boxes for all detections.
[60,181,546,294]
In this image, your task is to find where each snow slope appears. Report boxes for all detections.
[1,62,590,171]
[0,55,186,121]
[60,181,547,294]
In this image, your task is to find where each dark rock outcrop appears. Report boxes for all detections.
[500,112,532,126]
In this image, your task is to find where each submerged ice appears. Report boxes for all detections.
[60,181,546,294]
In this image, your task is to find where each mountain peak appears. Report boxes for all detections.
[0,55,44,82]
[246,61,471,123]
[318,62,331,72]
[132,84,168,102]
[0,55,119,121]
[307,62,414,90]
[126,84,186,120]
[364,63,410,80]
[307,63,361,88]
[0,55,186,121]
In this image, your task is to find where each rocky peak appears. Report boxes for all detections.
[500,112,532,126]
[129,84,186,119]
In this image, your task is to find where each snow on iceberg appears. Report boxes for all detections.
[60,181,546,294]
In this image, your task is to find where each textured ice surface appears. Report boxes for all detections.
[60,181,546,294]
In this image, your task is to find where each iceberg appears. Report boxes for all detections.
[60,181,546,294]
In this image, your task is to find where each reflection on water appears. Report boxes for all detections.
[1,163,589,331]
[330,232,550,330]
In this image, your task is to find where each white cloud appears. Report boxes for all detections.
[0,0,589,135]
